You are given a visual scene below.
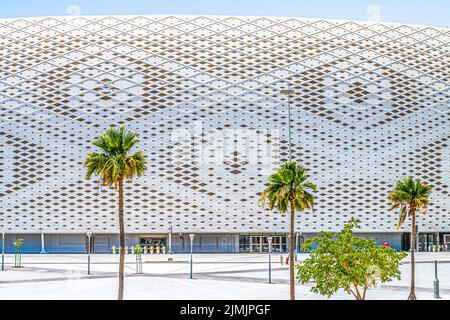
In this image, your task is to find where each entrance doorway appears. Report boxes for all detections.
[248,236,287,253]
[444,235,450,251]
[419,233,449,252]
[401,233,411,251]
[139,237,167,254]
[418,234,435,252]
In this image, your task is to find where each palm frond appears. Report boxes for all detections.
[388,176,432,228]
[84,126,147,187]
[259,161,317,215]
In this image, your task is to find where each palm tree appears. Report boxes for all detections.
[259,161,316,300]
[388,176,432,300]
[85,125,147,300]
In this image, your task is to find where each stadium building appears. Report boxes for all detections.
[0,15,449,254]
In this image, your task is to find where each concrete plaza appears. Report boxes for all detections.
[0,253,449,300]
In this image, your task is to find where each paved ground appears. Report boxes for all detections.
[0,253,449,300]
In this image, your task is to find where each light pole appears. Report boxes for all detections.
[87,232,92,275]
[267,237,272,284]
[168,225,174,254]
[416,224,419,252]
[434,260,440,299]
[40,233,47,254]
[1,232,5,271]
[294,232,299,262]
[280,89,295,161]
[189,234,195,279]
[287,233,290,261]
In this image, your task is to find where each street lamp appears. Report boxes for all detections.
[295,232,299,262]
[87,232,92,275]
[1,232,5,271]
[189,234,195,279]
[280,88,295,161]
[267,237,273,284]
[168,225,174,254]
[434,260,440,299]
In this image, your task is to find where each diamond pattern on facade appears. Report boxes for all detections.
[0,15,449,234]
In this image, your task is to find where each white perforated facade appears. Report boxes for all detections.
[0,16,449,247]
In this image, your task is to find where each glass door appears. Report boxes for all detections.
[239,236,250,253]
[249,236,288,253]
[139,238,167,254]
[444,235,450,251]
[250,236,261,253]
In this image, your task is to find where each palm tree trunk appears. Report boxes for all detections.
[118,179,125,300]
[289,193,295,301]
[409,209,416,300]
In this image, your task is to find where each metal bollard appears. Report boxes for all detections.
[434,260,440,299]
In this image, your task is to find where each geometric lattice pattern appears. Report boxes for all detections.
[0,16,449,234]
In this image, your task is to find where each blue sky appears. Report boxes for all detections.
[1,0,449,27]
